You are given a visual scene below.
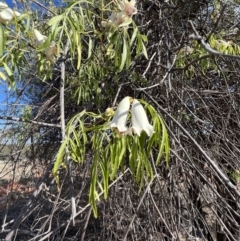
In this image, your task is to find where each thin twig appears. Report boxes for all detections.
[149,190,176,239]
[122,179,154,241]
[30,0,56,16]
[112,82,131,106]
[135,54,176,91]
[5,163,53,241]
[206,4,227,42]
[188,20,240,60]
[60,39,77,225]
[35,169,130,241]
[142,52,156,78]
[80,207,92,241]
[141,87,240,199]
[0,115,60,128]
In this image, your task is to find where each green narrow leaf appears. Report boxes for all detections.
[141,41,148,59]
[114,34,121,67]
[48,14,63,31]
[77,42,82,69]
[88,37,93,59]
[129,136,138,177]
[25,14,30,32]
[0,71,6,80]
[0,24,5,57]
[3,62,14,83]
[110,139,120,179]
[164,127,170,165]
[53,139,67,190]
[119,137,127,163]
[126,36,131,68]
[89,157,98,218]
[37,36,51,52]
[130,25,138,47]
[119,35,127,71]
[101,149,109,199]
[141,34,148,42]
[136,153,142,182]
[53,26,62,39]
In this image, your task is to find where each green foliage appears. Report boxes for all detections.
[0,0,164,219]
[53,99,170,217]
[0,13,32,87]
[105,22,148,71]
[176,35,240,77]
[0,24,5,57]
[46,2,147,96]
[0,0,148,107]
[229,170,240,182]
[21,105,32,121]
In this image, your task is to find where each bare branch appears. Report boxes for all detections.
[141,87,240,199]
[0,115,60,128]
[188,20,240,60]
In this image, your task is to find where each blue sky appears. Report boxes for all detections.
[5,0,13,8]
[0,0,13,107]
[0,0,64,122]
[0,0,11,96]
[0,0,24,123]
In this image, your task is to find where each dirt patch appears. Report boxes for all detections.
[0,159,46,212]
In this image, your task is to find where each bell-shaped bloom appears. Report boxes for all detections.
[110,96,131,132]
[118,0,137,17]
[33,29,57,63]
[131,99,154,137]
[0,2,8,10]
[101,12,116,28]
[33,29,47,46]
[14,11,21,17]
[0,8,19,24]
[113,12,131,27]
[101,12,130,29]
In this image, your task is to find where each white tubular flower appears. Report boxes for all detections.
[34,29,57,63]
[33,29,47,46]
[101,12,130,29]
[113,12,131,27]
[14,11,21,17]
[118,0,137,17]
[110,96,131,132]
[0,2,8,10]
[0,8,15,24]
[101,12,117,28]
[131,99,155,137]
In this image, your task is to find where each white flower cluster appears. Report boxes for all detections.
[101,0,137,29]
[0,2,20,24]
[110,96,155,137]
[0,2,56,63]
[33,29,57,63]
